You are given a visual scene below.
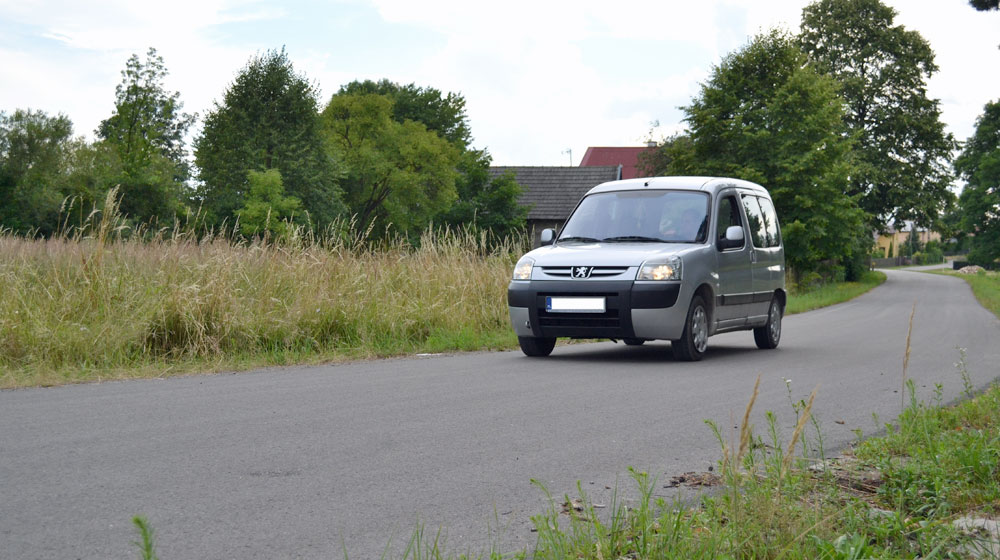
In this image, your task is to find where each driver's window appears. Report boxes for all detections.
[716,195,743,246]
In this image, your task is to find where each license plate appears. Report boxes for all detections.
[546,296,606,313]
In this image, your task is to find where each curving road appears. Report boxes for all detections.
[2,268,999,559]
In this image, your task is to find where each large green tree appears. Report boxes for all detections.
[0,109,74,234]
[321,92,459,236]
[98,48,195,223]
[668,29,868,278]
[339,79,472,147]
[194,48,344,228]
[339,79,526,238]
[799,0,956,230]
[955,100,1000,265]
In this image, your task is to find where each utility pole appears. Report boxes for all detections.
[562,148,573,166]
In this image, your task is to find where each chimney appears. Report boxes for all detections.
[646,140,657,148]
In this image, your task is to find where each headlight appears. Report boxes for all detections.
[512,256,535,280]
[637,256,682,281]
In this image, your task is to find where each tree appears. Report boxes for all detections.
[799,0,956,230]
[668,29,868,278]
[0,109,74,234]
[439,149,527,238]
[237,169,301,238]
[321,92,459,236]
[195,48,344,228]
[955,100,1000,265]
[339,80,472,148]
[970,0,999,10]
[638,134,693,177]
[339,79,529,238]
[98,48,195,223]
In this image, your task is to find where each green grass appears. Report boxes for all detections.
[0,219,525,388]
[785,270,886,315]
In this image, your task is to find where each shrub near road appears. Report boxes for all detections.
[0,225,523,388]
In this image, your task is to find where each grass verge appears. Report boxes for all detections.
[785,270,886,315]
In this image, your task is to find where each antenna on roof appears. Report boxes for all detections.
[561,148,573,166]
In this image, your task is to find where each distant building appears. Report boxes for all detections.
[875,221,941,258]
[579,144,657,180]
[489,165,620,246]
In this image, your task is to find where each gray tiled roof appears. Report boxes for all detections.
[489,166,620,221]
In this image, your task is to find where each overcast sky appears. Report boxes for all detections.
[1,0,998,169]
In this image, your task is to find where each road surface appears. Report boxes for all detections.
[2,268,999,558]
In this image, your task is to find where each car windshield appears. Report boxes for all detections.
[558,190,710,244]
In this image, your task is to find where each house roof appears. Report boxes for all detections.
[489,166,621,221]
[579,146,656,180]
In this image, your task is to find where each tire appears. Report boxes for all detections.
[518,336,556,357]
[623,338,645,346]
[754,297,782,350]
[672,295,709,361]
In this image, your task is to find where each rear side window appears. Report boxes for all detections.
[741,195,766,248]
[757,197,781,247]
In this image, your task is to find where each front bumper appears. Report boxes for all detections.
[507,280,681,339]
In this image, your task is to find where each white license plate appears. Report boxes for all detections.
[546,296,606,313]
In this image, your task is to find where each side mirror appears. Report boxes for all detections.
[540,228,555,246]
[719,225,745,250]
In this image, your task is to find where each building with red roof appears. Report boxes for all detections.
[579,144,657,179]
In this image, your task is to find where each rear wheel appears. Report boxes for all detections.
[518,336,556,357]
[754,297,782,349]
[672,295,709,361]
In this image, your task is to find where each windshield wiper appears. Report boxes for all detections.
[602,236,666,243]
[557,236,601,243]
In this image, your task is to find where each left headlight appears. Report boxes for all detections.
[637,256,682,281]
[512,256,535,280]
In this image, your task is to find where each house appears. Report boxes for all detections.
[874,221,942,258]
[579,144,658,180]
[489,165,621,246]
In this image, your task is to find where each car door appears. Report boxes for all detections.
[740,193,781,321]
[714,190,753,327]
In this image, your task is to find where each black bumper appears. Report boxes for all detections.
[508,280,680,339]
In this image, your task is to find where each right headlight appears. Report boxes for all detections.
[637,256,682,281]
[512,256,535,280]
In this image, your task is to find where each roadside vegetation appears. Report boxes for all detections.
[785,270,886,315]
[0,195,525,389]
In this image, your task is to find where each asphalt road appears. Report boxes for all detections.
[2,268,999,559]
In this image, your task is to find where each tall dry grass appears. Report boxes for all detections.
[0,192,527,387]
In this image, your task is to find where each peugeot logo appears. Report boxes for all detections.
[572,266,593,279]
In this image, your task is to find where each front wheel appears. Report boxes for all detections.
[518,336,556,357]
[672,295,709,361]
[754,297,782,349]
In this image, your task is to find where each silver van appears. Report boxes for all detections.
[508,176,785,360]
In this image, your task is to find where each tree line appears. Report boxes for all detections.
[0,48,527,241]
[2,0,998,275]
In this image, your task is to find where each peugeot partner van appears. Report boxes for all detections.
[507,176,785,360]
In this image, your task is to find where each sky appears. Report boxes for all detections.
[1,0,998,169]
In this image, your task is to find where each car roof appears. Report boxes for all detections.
[585,176,770,198]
